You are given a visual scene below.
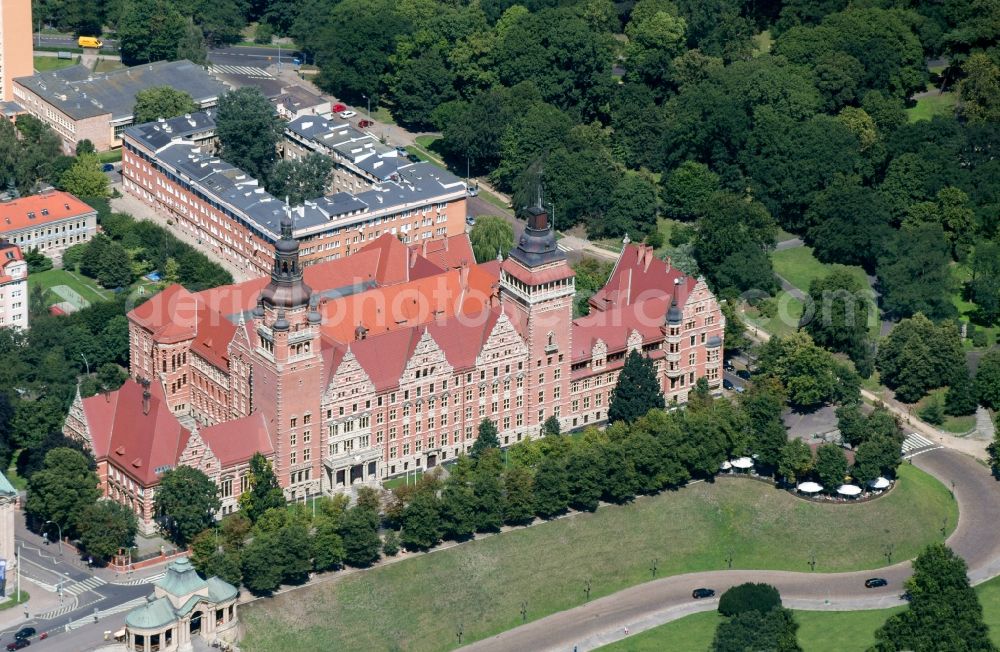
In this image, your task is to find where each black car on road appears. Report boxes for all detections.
[865,578,888,588]
[13,630,34,642]
[736,369,752,381]
[723,378,734,390]
[692,588,716,599]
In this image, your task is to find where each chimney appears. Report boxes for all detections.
[459,261,470,289]
[643,246,653,272]
[665,256,672,272]
[142,388,151,415]
[422,239,428,257]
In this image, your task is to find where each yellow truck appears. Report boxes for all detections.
[77,36,103,48]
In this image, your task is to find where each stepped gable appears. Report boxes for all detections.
[590,243,694,311]
[200,412,274,467]
[81,379,191,485]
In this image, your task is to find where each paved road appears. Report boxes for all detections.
[462,448,1000,651]
[208,45,296,67]
[34,34,118,50]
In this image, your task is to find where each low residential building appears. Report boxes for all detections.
[123,557,239,652]
[0,240,27,330]
[0,0,32,102]
[121,119,467,278]
[12,60,227,152]
[273,85,328,120]
[0,190,98,262]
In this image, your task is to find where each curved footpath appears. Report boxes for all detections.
[461,449,1000,652]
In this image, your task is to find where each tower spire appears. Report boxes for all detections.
[260,200,312,310]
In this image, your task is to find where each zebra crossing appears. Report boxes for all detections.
[210,64,273,78]
[902,432,939,456]
[37,602,76,620]
[115,571,165,586]
[61,576,107,596]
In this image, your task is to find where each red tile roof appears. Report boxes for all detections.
[130,284,201,343]
[200,412,274,467]
[0,191,95,233]
[591,244,695,311]
[0,241,25,285]
[571,297,669,363]
[81,379,191,486]
[412,234,475,271]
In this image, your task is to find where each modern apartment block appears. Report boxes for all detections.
[0,240,27,330]
[0,0,32,102]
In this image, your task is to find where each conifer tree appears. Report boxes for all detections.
[608,349,665,423]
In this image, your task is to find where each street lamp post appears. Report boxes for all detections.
[883,543,894,565]
[80,353,90,377]
[362,94,371,121]
[808,553,816,572]
[45,520,63,557]
[725,550,733,569]
[547,202,556,231]
[456,623,464,645]
[520,601,527,623]
[650,558,658,579]
[584,579,592,602]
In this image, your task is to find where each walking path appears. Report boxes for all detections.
[460,447,1000,651]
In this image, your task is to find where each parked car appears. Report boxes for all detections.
[407,153,421,163]
[13,629,34,642]
[865,578,888,588]
[692,588,715,599]
[102,163,115,172]
[332,103,347,113]
[722,378,734,390]
[465,216,476,227]
[395,146,408,154]
[292,57,302,65]
[339,110,357,119]
[736,369,752,381]
[734,386,745,393]
[357,119,374,129]
[723,360,735,371]
[6,639,29,650]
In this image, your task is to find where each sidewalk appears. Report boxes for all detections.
[0,588,60,633]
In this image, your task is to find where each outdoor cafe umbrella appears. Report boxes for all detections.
[731,457,754,469]
[837,484,863,497]
[797,482,823,493]
[868,477,891,490]
[720,460,733,471]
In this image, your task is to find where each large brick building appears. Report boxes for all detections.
[0,0,32,103]
[121,113,468,280]
[64,205,724,531]
[12,60,226,152]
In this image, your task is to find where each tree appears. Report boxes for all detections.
[385,36,457,129]
[876,314,965,404]
[624,1,687,90]
[566,437,605,512]
[400,486,442,551]
[469,216,514,263]
[339,504,381,567]
[969,241,1000,325]
[77,500,138,563]
[240,532,283,595]
[976,349,1000,410]
[805,178,893,271]
[661,160,720,221]
[757,332,860,409]
[803,270,874,376]
[277,520,312,584]
[439,457,477,540]
[608,350,665,424]
[542,415,561,437]
[878,224,957,321]
[814,443,848,491]
[75,140,95,156]
[959,53,1000,124]
[712,607,802,652]
[311,516,345,572]
[472,450,504,532]
[26,448,100,538]
[382,530,400,556]
[59,153,108,198]
[117,0,187,66]
[946,364,979,417]
[215,87,283,181]
[501,465,535,525]
[470,418,500,459]
[853,436,901,484]
[873,544,995,652]
[694,191,777,294]
[133,87,197,125]
[154,466,221,547]
[597,172,658,240]
[740,377,788,468]
[533,453,570,518]
[988,431,1000,479]
[778,438,813,484]
[238,452,285,523]
[718,582,783,616]
[267,154,334,205]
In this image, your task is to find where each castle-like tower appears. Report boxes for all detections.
[499,205,574,430]
[246,210,324,499]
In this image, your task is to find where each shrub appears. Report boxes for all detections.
[718,582,782,617]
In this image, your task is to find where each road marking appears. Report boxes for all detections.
[62,576,106,596]
[557,244,571,252]
[901,433,941,458]
[112,571,165,586]
[210,64,272,78]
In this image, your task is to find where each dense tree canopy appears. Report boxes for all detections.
[133,87,198,125]
[876,314,965,403]
[154,466,221,546]
[216,88,283,181]
[608,350,665,423]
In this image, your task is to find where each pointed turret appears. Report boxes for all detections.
[260,206,312,310]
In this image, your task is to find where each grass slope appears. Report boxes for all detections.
[33,55,77,72]
[771,246,870,298]
[241,465,954,652]
[907,91,957,123]
[602,573,1000,651]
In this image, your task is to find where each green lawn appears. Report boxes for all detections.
[371,106,396,125]
[33,55,77,72]
[950,263,998,348]
[941,415,976,434]
[241,465,954,652]
[752,30,773,57]
[907,91,958,123]
[97,149,123,164]
[602,573,1000,651]
[771,246,870,298]
[743,291,805,339]
[28,268,112,306]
